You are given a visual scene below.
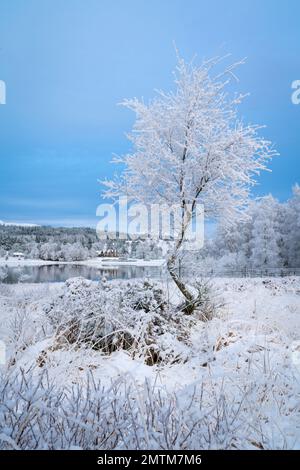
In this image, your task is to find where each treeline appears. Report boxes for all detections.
[0,225,165,261]
[0,226,98,260]
[200,184,300,270]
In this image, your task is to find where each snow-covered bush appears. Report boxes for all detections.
[1,359,299,450]
[178,279,219,319]
[1,278,300,450]
[0,284,53,368]
[42,278,193,365]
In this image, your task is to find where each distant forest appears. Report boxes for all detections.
[0,225,165,261]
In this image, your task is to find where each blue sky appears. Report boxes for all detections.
[0,0,299,227]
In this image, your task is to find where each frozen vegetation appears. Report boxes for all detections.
[1,54,299,452]
[0,276,299,450]
[197,185,300,273]
[0,225,166,261]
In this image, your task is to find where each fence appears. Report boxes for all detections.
[177,266,300,278]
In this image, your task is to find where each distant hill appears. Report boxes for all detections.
[0,220,39,227]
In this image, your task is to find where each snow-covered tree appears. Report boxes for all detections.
[276,200,290,268]
[286,184,300,267]
[103,54,276,311]
[211,213,252,272]
[200,185,300,272]
[249,195,281,269]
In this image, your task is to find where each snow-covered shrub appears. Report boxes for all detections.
[178,279,219,320]
[192,280,222,321]
[1,278,300,450]
[0,368,118,450]
[42,278,192,365]
[1,359,299,450]
[0,284,54,368]
[120,280,167,313]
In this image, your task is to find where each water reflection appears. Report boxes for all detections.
[1,264,298,284]
[0,264,166,284]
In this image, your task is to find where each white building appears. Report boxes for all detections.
[12,252,25,259]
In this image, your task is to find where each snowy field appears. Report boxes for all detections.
[0,276,299,450]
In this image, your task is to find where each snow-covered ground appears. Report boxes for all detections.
[82,257,165,267]
[0,276,299,449]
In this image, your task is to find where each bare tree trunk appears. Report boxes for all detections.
[167,254,194,301]
[167,229,196,314]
